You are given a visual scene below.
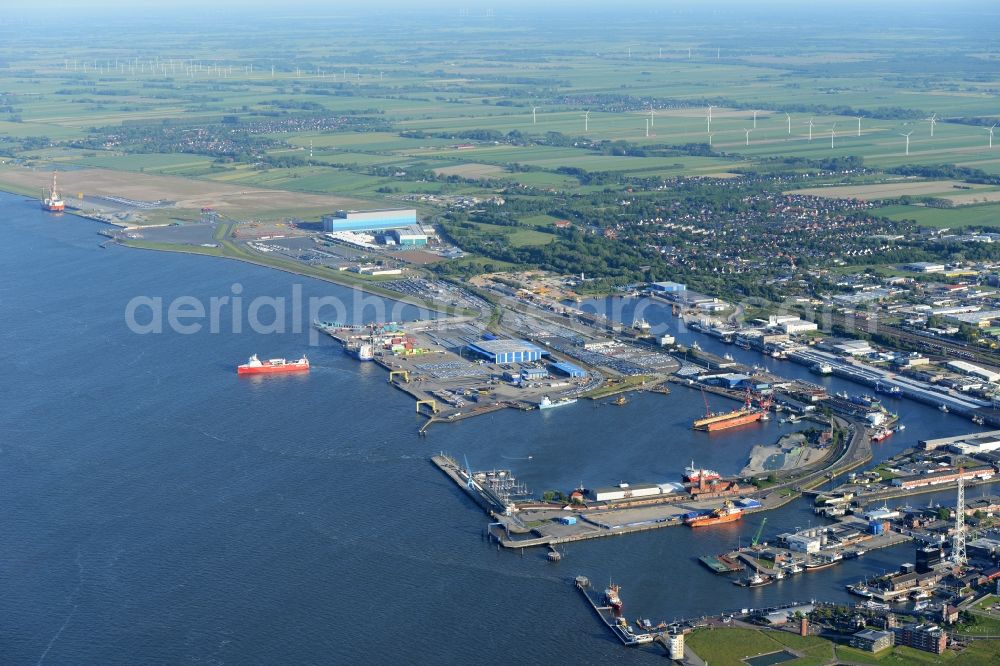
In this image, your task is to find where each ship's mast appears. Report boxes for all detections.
[50,172,60,199]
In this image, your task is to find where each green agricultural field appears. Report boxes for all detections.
[878,203,1000,228]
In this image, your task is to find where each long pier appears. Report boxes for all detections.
[430,454,512,516]
[574,576,655,646]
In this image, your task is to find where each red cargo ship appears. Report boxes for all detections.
[693,390,772,432]
[237,354,309,375]
[685,500,743,527]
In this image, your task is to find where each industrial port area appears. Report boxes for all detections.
[60,184,1000,662]
[352,272,1000,662]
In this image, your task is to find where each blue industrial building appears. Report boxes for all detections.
[648,281,687,293]
[467,339,545,364]
[322,208,417,232]
[520,367,549,381]
[550,360,587,378]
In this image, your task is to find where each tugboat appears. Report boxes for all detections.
[939,404,950,413]
[733,571,772,588]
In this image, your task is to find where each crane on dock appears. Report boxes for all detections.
[464,454,476,490]
[752,517,768,548]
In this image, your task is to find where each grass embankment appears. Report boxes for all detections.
[955,610,1000,636]
[687,628,832,666]
[690,626,1000,665]
[121,236,475,316]
[580,374,651,399]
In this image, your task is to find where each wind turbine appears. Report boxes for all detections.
[532,106,538,124]
[989,124,996,149]
[901,130,913,156]
[856,115,863,137]
[649,103,655,128]
[708,133,713,147]
[806,118,814,141]
[928,113,937,137]
[707,105,715,133]
[785,113,791,135]
[830,123,837,149]
[645,118,650,138]
[744,128,752,146]
[752,110,758,129]
[583,110,590,132]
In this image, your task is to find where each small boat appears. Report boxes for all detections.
[847,582,875,598]
[734,572,772,587]
[897,423,906,431]
[972,415,985,426]
[939,404,950,413]
[811,363,833,375]
[611,395,628,406]
[788,563,803,575]
[871,429,894,443]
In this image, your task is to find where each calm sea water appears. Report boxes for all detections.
[1,192,991,664]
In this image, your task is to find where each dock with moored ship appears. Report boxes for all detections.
[574,576,655,646]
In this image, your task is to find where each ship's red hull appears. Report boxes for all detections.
[701,412,764,432]
[42,202,65,212]
[686,512,743,527]
[237,363,309,375]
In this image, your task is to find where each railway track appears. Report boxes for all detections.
[832,314,1000,368]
